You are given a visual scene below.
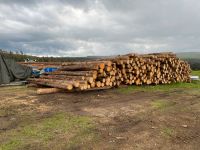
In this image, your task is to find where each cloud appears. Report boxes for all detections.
[0,0,200,56]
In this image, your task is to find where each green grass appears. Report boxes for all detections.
[118,81,200,94]
[0,140,22,150]
[0,113,98,150]
[161,127,174,137]
[192,70,200,77]
[151,100,175,110]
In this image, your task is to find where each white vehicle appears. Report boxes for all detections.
[190,76,199,81]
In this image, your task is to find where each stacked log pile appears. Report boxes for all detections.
[27,60,115,91]
[112,52,191,85]
[25,52,191,92]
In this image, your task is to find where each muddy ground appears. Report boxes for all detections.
[0,85,200,150]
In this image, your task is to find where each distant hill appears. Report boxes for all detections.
[176,52,200,59]
[176,52,200,70]
[0,49,94,62]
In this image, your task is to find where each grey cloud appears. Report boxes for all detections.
[0,0,199,56]
[0,0,37,6]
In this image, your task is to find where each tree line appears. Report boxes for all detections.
[184,59,200,70]
[0,49,199,70]
[0,49,96,62]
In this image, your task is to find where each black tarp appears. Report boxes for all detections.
[0,54,32,84]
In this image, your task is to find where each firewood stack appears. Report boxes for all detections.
[112,52,191,86]
[26,52,191,92]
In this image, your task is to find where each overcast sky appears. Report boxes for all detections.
[0,0,200,56]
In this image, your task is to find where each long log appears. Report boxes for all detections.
[59,64,100,71]
[37,88,64,94]
[28,79,73,90]
[46,71,97,79]
[40,75,94,83]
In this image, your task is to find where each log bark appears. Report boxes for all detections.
[37,88,64,94]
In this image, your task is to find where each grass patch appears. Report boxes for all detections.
[0,113,99,150]
[161,127,174,137]
[0,139,22,150]
[151,100,175,110]
[66,129,99,149]
[191,70,200,77]
[118,81,200,94]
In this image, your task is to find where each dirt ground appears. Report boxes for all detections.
[0,85,200,150]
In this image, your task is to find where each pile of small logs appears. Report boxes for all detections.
[25,52,191,93]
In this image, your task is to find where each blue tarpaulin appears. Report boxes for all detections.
[32,67,58,77]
